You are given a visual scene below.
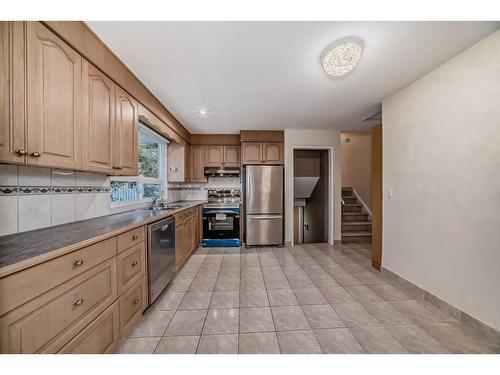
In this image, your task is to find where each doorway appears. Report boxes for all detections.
[293,149,329,244]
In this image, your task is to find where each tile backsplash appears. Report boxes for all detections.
[169,177,242,201]
[0,164,111,236]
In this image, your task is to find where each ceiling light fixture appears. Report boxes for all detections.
[321,38,363,78]
[196,107,210,119]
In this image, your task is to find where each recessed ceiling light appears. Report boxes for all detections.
[321,38,363,78]
[196,107,210,119]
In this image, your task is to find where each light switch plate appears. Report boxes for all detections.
[387,187,393,198]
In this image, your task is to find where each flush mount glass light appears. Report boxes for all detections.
[321,38,363,78]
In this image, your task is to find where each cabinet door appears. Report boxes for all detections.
[114,85,138,176]
[185,217,193,258]
[82,60,115,173]
[184,142,191,182]
[190,145,206,182]
[205,145,224,167]
[241,142,262,164]
[262,142,283,164]
[223,145,240,167]
[0,22,25,164]
[26,22,82,169]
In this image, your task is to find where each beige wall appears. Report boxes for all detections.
[382,30,500,331]
[284,129,342,245]
[341,133,372,210]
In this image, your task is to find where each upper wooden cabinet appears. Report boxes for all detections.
[26,22,82,170]
[241,141,283,165]
[190,145,206,182]
[0,22,25,164]
[114,86,138,176]
[205,145,224,167]
[262,142,283,164]
[0,22,140,175]
[205,145,240,167]
[223,145,240,167]
[82,60,115,174]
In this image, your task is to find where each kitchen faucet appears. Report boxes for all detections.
[149,191,164,209]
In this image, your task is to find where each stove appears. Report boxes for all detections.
[202,189,241,247]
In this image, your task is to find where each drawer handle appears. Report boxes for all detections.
[132,298,140,305]
[30,151,41,158]
[132,260,139,267]
[132,235,138,240]
[73,259,84,267]
[73,299,84,307]
[15,149,27,156]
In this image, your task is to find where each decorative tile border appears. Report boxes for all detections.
[0,185,111,196]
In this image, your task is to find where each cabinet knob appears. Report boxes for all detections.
[15,149,27,156]
[30,152,41,158]
[73,259,84,267]
[132,260,139,266]
[132,298,140,305]
[132,235,138,240]
[73,299,84,307]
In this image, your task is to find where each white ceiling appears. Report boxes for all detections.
[87,21,499,134]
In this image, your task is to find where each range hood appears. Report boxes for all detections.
[204,167,240,178]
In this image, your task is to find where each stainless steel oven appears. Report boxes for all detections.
[202,189,241,247]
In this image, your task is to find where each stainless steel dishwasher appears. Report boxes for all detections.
[147,216,175,305]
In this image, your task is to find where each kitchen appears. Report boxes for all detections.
[1,14,500,364]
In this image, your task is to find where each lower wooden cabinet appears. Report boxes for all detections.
[175,206,202,271]
[58,301,120,354]
[116,243,146,296]
[0,258,117,354]
[119,276,147,338]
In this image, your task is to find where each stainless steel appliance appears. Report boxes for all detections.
[147,216,175,304]
[202,189,241,247]
[204,167,240,178]
[245,165,284,246]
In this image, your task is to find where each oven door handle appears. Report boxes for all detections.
[204,210,238,214]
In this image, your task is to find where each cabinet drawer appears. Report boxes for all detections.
[175,206,197,223]
[58,301,120,354]
[0,258,117,354]
[119,276,147,337]
[117,242,146,296]
[0,237,116,316]
[117,227,144,253]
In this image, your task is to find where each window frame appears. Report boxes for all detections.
[110,123,168,208]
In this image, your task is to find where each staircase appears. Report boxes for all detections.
[341,187,372,243]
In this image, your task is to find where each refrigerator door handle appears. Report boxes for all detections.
[250,215,282,219]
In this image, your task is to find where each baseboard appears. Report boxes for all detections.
[381,266,500,345]
[333,240,342,245]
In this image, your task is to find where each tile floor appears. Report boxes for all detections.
[115,243,500,354]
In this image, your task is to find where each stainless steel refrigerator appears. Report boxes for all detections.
[245,165,283,246]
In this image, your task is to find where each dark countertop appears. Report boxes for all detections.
[0,201,204,277]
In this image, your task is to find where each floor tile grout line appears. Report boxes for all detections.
[195,249,225,354]
[257,246,281,354]
[155,248,207,353]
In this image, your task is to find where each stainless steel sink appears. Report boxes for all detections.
[145,202,189,211]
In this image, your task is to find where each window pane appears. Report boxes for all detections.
[110,181,139,203]
[139,131,160,178]
[143,183,161,198]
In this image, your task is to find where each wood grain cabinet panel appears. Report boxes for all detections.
[58,301,120,354]
[205,145,224,167]
[0,237,116,317]
[0,258,117,354]
[223,145,240,166]
[190,145,206,182]
[26,22,82,170]
[82,60,115,174]
[117,227,144,254]
[241,142,262,164]
[0,22,25,164]
[116,243,145,296]
[114,85,138,176]
[119,276,147,337]
[262,142,283,164]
